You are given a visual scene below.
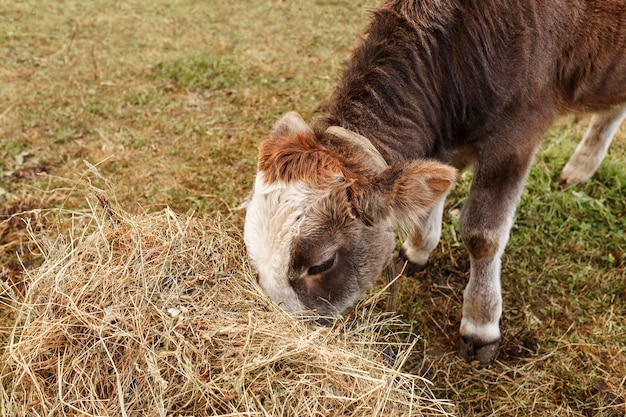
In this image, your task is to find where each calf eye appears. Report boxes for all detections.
[307,254,336,275]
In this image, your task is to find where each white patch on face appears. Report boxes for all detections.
[244,171,312,313]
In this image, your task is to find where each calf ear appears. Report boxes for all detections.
[364,160,457,228]
[271,112,313,137]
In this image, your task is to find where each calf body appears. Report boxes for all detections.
[244,0,626,365]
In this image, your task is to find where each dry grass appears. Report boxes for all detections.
[0,176,452,416]
[1,0,625,415]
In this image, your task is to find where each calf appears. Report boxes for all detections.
[244,0,626,365]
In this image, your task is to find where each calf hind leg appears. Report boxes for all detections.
[559,104,626,186]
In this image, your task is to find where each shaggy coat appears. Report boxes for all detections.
[244,0,626,365]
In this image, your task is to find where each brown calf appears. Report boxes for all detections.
[244,0,626,365]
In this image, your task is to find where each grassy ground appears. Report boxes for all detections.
[1,0,624,415]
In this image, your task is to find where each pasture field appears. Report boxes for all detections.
[1,0,625,415]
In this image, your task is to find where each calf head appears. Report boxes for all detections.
[244,112,456,317]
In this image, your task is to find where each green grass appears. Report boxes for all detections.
[150,52,242,91]
[1,0,625,415]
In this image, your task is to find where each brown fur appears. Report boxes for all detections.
[322,0,626,165]
[247,0,626,364]
[258,132,346,186]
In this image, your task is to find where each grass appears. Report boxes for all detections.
[1,0,625,415]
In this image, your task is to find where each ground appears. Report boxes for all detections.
[1,0,625,415]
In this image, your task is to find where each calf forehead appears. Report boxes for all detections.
[258,132,347,187]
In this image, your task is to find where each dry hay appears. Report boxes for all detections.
[0,198,45,283]
[0,188,453,416]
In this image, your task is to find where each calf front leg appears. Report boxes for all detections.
[458,147,538,366]
[559,104,626,186]
[399,196,447,275]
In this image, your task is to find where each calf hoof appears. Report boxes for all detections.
[557,174,578,189]
[458,336,500,367]
[396,258,427,276]
[397,248,428,276]
[558,164,592,188]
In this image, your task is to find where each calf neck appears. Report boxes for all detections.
[244,0,626,365]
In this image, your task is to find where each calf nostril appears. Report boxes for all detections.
[314,316,334,327]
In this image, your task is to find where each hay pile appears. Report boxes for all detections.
[0,190,453,416]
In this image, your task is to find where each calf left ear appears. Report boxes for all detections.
[271,112,313,137]
[359,160,457,228]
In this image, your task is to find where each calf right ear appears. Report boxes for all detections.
[356,160,457,229]
[271,112,313,137]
